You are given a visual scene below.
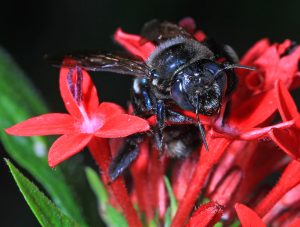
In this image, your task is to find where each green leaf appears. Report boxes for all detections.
[164,176,178,218]
[230,220,240,227]
[0,47,100,226]
[85,167,128,227]
[6,159,80,227]
[164,208,172,227]
[163,176,178,227]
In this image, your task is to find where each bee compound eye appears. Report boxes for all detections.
[171,80,194,111]
[203,62,221,75]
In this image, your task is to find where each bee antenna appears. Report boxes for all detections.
[223,64,256,71]
[195,94,209,151]
[209,64,256,85]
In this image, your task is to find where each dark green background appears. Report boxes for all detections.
[1,0,300,225]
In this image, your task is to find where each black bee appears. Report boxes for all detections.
[53,20,254,180]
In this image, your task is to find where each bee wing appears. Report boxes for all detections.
[141,20,193,45]
[48,52,152,77]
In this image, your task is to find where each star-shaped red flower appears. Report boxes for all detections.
[6,67,150,167]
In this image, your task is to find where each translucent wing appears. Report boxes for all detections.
[140,20,193,45]
[48,52,152,77]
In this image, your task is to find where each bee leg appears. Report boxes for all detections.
[155,100,166,153]
[224,65,238,96]
[166,109,195,124]
[109,133,145,181]
[131,78,154,117]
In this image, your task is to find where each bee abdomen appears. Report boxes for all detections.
[164,125,201,158]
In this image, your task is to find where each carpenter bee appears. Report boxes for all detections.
[52,20,254,180]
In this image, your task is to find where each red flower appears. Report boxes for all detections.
[6,67,150,167]
[114,28,155,61]
[235,38,300,96]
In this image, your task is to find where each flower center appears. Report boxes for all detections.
[79,105,104,133]
[66,67,104,134]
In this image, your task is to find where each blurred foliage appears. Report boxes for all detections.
[6,159,80,227]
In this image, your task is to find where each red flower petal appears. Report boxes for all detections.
[263,184,300,224]
[229,89,277,128]
[240,39,270,66]
[172,154,197,201]
[193,31,206,42]
[255,44,300,91]
[96,102,125,119]
[269,128,299,159]
[255,160,300,217]
[235,203,265,227]
[186,202,223,227]
[130,140,153,220]
[289,218,300,227]
[239,120,294,140]
[206,147,238,195]
[60,68,99,119]
[244,70,264,91]
[48,133,93,167]
[5,113,76,136]
[277,39,292,55]
[211,168,243,206]
[275,80,299,121]
[114,28,155,61]
[234,141,288,206]
[95,114,150,138]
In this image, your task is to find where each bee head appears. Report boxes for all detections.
[170,59,255,115]
[171,59,226,116]
[170,59,254,150]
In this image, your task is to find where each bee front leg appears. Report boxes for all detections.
[221,100,231,127]
[214,100,231,128]
[166,109,195,124]
[155,100,166,153]
[109,133,145,181]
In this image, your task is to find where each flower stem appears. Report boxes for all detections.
[171,137,231,227]
[88,137,142,227]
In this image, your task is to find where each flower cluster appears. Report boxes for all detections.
[6,18,300,226]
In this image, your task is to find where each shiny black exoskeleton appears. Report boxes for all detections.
[55,19,254,180]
